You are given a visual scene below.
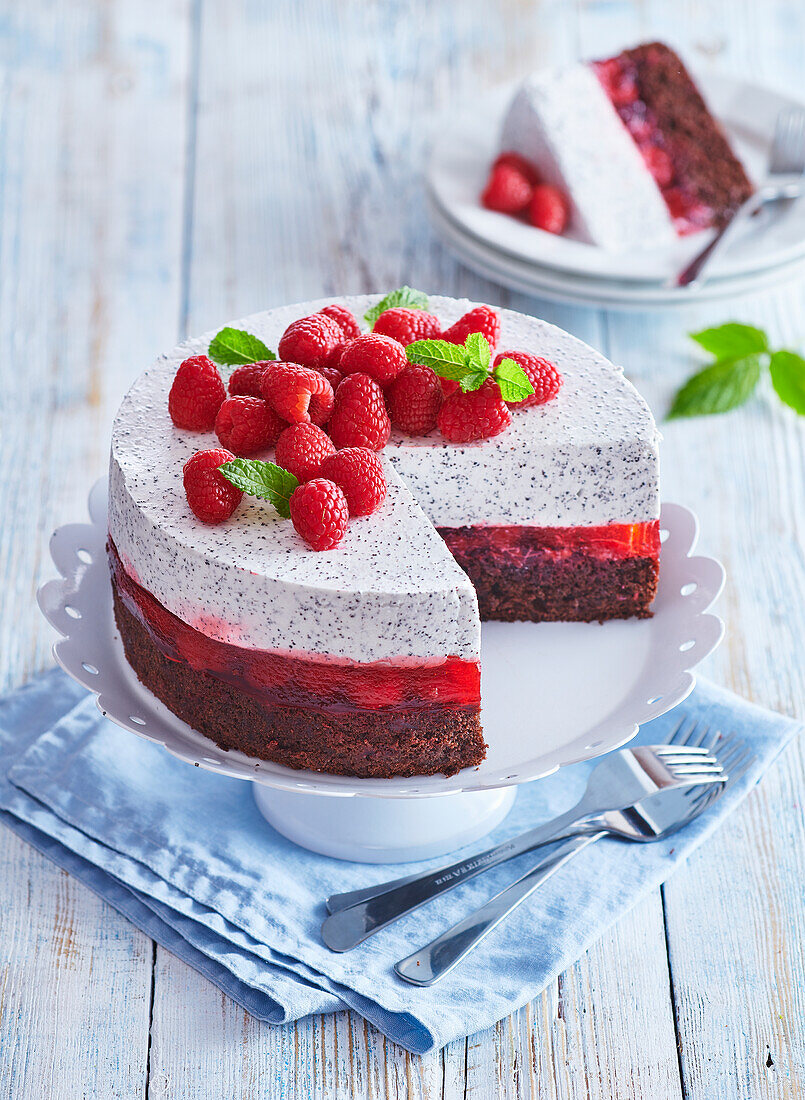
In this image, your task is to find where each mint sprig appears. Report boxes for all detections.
[218,459,298,519]
[668,322,805,419]
[406,334,534,401]
[365,287,429,328]
[209,327,276,366]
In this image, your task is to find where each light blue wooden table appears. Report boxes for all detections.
[1,1,804,1096]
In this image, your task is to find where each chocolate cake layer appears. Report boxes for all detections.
[113,587,486,779]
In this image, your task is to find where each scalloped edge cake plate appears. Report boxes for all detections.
[38,480,725,805]
[427,72,805,284]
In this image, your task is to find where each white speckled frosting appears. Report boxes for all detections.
[501,65,675,252]
[109,294,659,661]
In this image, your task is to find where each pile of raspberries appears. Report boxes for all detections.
[171,301,561,551]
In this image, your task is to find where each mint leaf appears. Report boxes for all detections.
[464,332,491,372]
[218,459,299,519]
[668,356,761,419]
[493,358,534,403]
[769,350,805,414]
[690,323,768,361]
[406,338,469,381]
[209,327,276,366]
[460,369,489,393]
[365,287,429,327]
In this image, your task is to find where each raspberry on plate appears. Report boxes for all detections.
[275,422,336,482]
[278,313,342,369]
[183,448,242,524]
[492,151,540,185]
[318,304,361,340]
[372,307,442,347]
[529,184,570,235]
[442,305,501,350]
[437,378,512,443]
[319,447,387,516]
[290,478,350,551]
[386,364,443,435]
[168,355,226,430]
[327,372,391,451]
[493,350,562,408]
[339,333,408,386]
[481,162,534,214]
[214,396,285,456]
[228,361,274,398]
[262,362,335,426]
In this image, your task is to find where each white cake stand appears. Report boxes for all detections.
[37,479,725,863]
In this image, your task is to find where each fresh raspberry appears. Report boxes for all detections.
[492,151,540,185]
[318,304,361,340]
[339,333,408,386]
[481,163,534,214]
[493,350,562,409]
[277,313,342,369]
[317,365,343,391]
[372,308,442,346]
[275,422,336,482]
[385,364,443,435]
[228,361,273,397]
[440,378,460,398]
[529,184,569,234]
[290,479,349,551]
[182,448,242,524]
[214,396,284,456]
[327,373,391,451]
[319,447,387,516]
[262,362,335,426]
[168,356,226,430]
[324,343,346,370]
[442,305,501,350]
[437,378,512,443]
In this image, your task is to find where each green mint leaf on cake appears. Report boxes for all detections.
[493,357,535,403]
[769,350,805,414]
[668,356,762,419]
[209,327,276,366]
[218,459,299,519]
[365,287,429,327]
[406,338,470,380]
[689,323,769,360]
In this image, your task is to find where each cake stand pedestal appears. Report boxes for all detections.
[37,479,726,864]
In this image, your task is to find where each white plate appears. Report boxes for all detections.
[428,73,805,284]
[428,193,805,310]
[38,480,725,801]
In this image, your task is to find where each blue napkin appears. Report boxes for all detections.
[0,668,800,1054]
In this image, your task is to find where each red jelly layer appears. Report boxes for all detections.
[438,520,660,564]
[108,539,480,712]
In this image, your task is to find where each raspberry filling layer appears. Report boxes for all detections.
[108,539,480,713]
[438,520,660,564]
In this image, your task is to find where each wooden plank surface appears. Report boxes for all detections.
[1,0,803,1097]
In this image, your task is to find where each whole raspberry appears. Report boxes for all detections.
[493,350,562,409]
[228,361,273,397]
[385,364,443,435]
[214,396,284,456]
[319,447,387,516]
[339,333,408,386]
[372,308,442,346]
[278,313,342,369]
[442,306,501,350]
[290,479,349,551]
[529,184,569,235]
[275,422,336,482]
[327,373,391,451]
[183,448,242,524]
[324,343,346,370]
[262,362,335,425]
[437,378,512,443]
[317,365,343,391]
[319,304,361,340]
[492,151,540,185]
[481,163,534,214]
[168,356,226,430]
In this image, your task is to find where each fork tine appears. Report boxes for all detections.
[685,722,711,748]
[667,716,692,744]
[655,744,711,756]
[668,762,724,775]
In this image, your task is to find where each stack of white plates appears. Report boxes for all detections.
[426,74,805,309]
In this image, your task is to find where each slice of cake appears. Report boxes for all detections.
[108,294,660,778]
[500,42,753,250]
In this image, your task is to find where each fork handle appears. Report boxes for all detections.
[674,191,764,288]
[394,833,604,986]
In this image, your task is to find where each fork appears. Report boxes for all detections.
[395,733,753,985]
[321,720,725,953]
[674,107,805,288]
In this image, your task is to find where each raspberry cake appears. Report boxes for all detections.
[499,42,753,249]
[108,294,660,779]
